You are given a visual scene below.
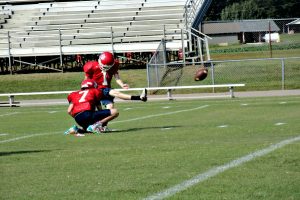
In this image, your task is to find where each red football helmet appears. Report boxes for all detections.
[81,79,97,89]
[98,51,115,71]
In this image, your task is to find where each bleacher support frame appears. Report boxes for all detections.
[0,0,213,74]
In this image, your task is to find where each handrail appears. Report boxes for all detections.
[183,28,205,41]
[191,27,212,39]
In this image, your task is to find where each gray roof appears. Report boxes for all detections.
[287,19,300,25]
[203,22,240,34]
[203,20,280,34]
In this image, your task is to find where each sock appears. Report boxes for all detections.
[131,95,141,100]
[77,128,86,134]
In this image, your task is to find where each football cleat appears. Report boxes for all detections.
[100,126,112,133]
[140,88,147,102]
[87,122,102,134]
[64,125,79,135]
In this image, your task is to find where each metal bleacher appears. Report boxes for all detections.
[0,0,211,59]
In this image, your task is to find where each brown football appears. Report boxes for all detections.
[194,68,208,81]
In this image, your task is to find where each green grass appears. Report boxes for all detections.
[209,33,300,60]
[0,96,299,199]
[0,69,147,93]
[211,49,300,60]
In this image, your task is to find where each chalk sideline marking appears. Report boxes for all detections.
[0,105,209,144]
[144,135,300,200]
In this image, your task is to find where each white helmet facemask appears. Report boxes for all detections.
[98,58,115,72]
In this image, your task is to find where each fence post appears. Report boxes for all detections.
[7,31,12,75]
[268,21,273,58]
[210,61,215,93]
[146,63,150,87]
[163,24,166,40]
[188,31,192,54]
[205,37,211,61]
[110,26,114,53]
[162,38,167,66]
[281,58,285,90]
[181,29,186,65]
[197,37,203,64]
[59,29,63,72]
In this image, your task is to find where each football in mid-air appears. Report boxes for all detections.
[194,68,208,81]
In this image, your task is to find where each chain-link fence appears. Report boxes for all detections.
[147,39,167,87]
[147,57,300,93]
[147,18,300,93]
[202,18,300,60]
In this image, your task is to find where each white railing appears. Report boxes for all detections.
[0,84,245,107]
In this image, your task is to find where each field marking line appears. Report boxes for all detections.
[0,131,61,144]
[0,105,209,144]
[110,105,209,124]
[20,101,67,106]
[0,112,20,117]
[275,122,286,126]
[144,135,300,200]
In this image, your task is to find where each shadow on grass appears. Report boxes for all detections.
[0,149,53,157]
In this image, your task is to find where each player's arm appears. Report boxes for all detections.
[84,74,90,80]
[114,73,129,89]
[67,103,74,116]
[83,62,93,80]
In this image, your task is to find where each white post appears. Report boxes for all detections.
[205,37,211,61]
[9,95,14,107]
[167,89,173,100]
[229,87,234,98]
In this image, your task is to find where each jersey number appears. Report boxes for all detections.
[79,90,89,102]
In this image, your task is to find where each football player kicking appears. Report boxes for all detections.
[83,51,128,132]
[64,79,147,136]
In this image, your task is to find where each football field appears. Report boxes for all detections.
[1,96,299,200]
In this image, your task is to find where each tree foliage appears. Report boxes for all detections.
[205,0,300,20]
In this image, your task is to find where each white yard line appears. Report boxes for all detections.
[0,112,20,117]
[0,105,209,144]
[143,135,300,200]
[0,131,61,144]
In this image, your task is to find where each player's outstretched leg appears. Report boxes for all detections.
[140,88,147,102]
[109,88,147,102]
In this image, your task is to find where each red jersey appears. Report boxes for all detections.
[67,88,102,117]
[83,60,119,89]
